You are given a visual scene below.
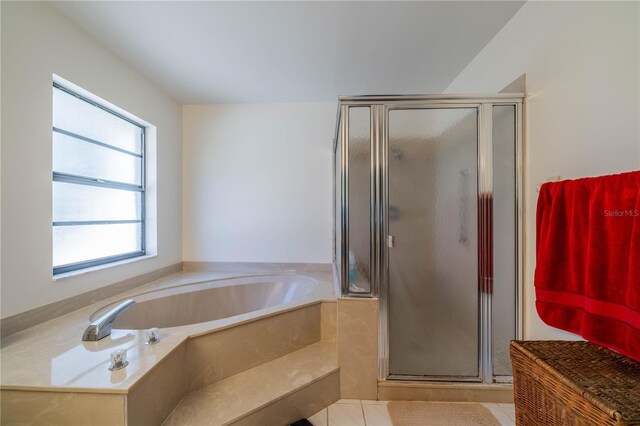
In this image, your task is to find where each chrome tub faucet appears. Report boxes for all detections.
[82,299,135,341]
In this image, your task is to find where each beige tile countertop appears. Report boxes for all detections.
[0,265,337,394]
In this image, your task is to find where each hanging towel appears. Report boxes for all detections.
[535,170,640,362]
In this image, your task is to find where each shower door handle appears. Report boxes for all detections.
[387,235,395,248]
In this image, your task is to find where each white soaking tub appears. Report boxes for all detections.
[89,274,318,330]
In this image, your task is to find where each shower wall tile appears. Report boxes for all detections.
[322,301,337,342]
[337,297,378,399]
[0,390,125,425]
[186,303,321,391]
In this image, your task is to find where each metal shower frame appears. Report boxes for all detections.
[332,93,525,384]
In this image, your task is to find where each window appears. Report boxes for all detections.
[52,82,146,275]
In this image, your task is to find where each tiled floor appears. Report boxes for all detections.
[307,399,516,426]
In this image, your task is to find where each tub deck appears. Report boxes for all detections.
[0,266,336,394]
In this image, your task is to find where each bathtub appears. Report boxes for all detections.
[90,274,318,330]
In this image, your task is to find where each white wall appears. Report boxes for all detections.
[1,2,182,318]
[446,1,640,339]
[183,103,335,263]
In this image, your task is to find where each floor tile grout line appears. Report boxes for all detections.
[488,403,516,426]
[488,403,508,424]
[360,399,367,426]
[498,404,516,422]
[493,403,513,418]
[326,404,330,426]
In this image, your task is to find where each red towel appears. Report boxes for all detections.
[535,170,640,362]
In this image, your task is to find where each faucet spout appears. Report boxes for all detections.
[82,299,135,341]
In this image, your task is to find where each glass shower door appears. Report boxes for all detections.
[387,107,479,379]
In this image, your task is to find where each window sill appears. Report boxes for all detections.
[53,254,157,281]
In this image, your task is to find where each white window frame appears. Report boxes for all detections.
[52,82,146,275]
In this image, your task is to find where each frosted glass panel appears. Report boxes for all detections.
[53,132,141,185]
[53,223,141,267]
[492,105,517,377]
[388,108,479,377]
[53,87,142,154]
[53,182,141,222]
[347,107,371,294]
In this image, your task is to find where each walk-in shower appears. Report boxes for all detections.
[333,94,523,384]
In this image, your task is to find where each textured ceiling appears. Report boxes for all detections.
[51,1,524,104]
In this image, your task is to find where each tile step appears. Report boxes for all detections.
[163,341,338,426]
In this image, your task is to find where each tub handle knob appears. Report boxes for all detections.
[108,349,128,371]
[145,327,160,345]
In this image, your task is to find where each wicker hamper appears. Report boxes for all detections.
[510,340,640,426]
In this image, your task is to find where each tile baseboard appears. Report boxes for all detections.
[0,262,182,337]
